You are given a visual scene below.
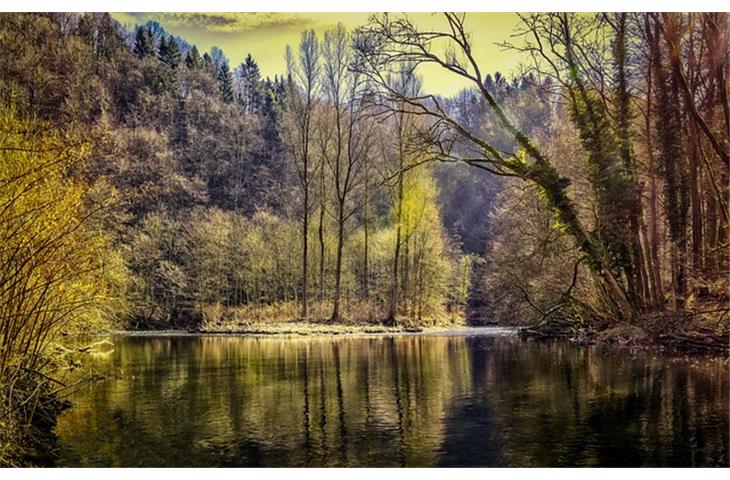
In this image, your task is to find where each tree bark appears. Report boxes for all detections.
[331,199,345,322]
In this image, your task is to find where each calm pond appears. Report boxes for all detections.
[55,329,729,467]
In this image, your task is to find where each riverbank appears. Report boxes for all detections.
[109,323,517,338]
[107,323,728,355]
[115,317,728,353]
[521,318,729,354]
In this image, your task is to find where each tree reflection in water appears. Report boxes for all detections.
[56,335,729,467]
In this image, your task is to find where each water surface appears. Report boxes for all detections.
[56,331,729,467]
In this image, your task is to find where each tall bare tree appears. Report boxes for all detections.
[321,24,371,322]
[285,30,320,321]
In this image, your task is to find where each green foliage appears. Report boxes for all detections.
[387,167,459,323]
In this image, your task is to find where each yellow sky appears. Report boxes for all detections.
[111,12,525,96]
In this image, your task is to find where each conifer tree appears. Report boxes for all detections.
[185,45,201,69]
[238,53,262,113]
[202,52,214,73]
[217,61,235,104]
[160,35,181,69]
[157,35,168,61]
[133,25,154,59]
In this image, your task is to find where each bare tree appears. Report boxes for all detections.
[285,30,320,321]
[321,24,371,322]
[355,13,634,319]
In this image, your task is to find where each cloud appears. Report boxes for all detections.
[122,12,315,33]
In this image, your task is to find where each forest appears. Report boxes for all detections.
[0,12,728,466]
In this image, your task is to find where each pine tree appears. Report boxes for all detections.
[159,35,181,69]
[238,53,262,113]
[157,35,168,61]
[209,46,227,70]
[202,52,215,74]
[185,45,201,69]
[133,26,155,59]
[97,13,126,61]
[218,62,234,104]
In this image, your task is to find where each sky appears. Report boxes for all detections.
[111,12,526,96]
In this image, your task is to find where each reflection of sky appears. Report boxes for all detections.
[111,12,525,95]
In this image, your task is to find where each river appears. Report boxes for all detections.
[55,329,729,467]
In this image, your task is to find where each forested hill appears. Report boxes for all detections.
[1,12,727,334]
[0,13,509,329]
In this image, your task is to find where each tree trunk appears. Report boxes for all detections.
[386,152,405,326]
[301,153,309,321]
[657,15,690,310]
[318,166,326,308]
[689,122,704,283]
[401,237,410,320]
[645,16,665,307]
[614,13,648,307]
[363,158,370,305]
[330,200,345,322]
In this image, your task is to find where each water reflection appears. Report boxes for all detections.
[55,334,729,467]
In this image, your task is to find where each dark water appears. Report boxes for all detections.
[55,331,729,467]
